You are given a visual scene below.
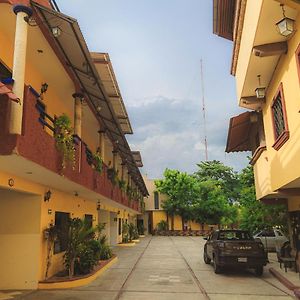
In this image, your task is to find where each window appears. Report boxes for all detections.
[84,214,93,228]
[54,211,70,254]
[271,84,289,150]
[154,191,159,210]
[118,218,122,235]
[0,60,12,82]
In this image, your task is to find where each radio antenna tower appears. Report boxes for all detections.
[200,59,208,161]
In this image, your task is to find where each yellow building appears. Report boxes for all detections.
[141,176,216,234]
[213,0,300,254]
[0,0,148,290]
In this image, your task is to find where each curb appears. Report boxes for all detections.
[38,256,118,289]
[269,267,300,299]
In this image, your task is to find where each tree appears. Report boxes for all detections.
[238,165,288,234]
[155,169,199,230]
[192,180,238,227]
[194,160,239,203]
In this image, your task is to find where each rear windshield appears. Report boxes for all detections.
[218,231,253,241]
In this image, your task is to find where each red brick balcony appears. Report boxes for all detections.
[0,85,141,213]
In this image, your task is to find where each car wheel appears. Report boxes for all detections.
[255,266,263,276]
[213,255,222,274]
[203,249,211,264]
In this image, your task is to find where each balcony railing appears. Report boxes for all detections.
[0,85,141,212]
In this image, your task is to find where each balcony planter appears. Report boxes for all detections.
[93,151,103,173]
[107,168,117,186]
[54,114,75,169]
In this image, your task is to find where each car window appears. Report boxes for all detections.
[218,231,252,241]
[266,230,275,237]
[259,230,275,237]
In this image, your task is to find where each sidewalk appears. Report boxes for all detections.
[268,252,300,299]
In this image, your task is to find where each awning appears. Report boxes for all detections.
[0,82,19,103]
[132,151,143,168]
[213,0,236,41]
[91,52,133,135]
[225,111,253,153]
[32,2,148,196]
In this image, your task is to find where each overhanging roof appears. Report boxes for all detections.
[213,0,236,41]
[131,151,143,168]
[225,111,253,153]
[32,2,148,196]
[91,52,133,135]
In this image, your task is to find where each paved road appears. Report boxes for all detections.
[9,236,294,299]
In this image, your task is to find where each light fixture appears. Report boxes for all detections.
[255,75,266,99]
[74,191,79,197]
[44,190,52,202]
[97,200,101,211]
[52,26,61,38]
[276,4,295,37]
[40,83,48,96]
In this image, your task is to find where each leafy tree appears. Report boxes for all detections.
[238,165,288,234]
[192,180,238,226]
[155,169,199,230]
[194,160,239,203]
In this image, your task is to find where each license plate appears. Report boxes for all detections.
[238,257,247,263]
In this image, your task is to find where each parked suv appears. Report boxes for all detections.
[253,228,288,252]
[203,229,267,276]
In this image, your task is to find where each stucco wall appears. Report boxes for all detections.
[0,189,41,289]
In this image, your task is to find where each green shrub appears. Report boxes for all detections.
[122,223,130,243]
[100,244,113,260]
[157,220,168,231]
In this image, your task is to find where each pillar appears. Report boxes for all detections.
[98,130,105,160]
[9,5,33,134]
[72,93,83,138]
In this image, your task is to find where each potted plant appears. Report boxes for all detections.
[93,151,103,173]
[54,114,75,169]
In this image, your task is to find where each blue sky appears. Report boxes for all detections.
[58,0,250,178]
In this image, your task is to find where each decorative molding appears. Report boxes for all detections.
[250,145,267,165]
[272,130,290,151]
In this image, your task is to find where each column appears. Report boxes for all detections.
[72,93,83,138]
[98,130,105,160]
[9,5,33,134]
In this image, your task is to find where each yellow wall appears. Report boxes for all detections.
[143,176,167,211]
[0,170,99,283]
[262,19,300,191]
[235,0,262,100]
[152,211,167,229]
[253,150,273,199]
[0,189,41,290]
[234,1,300,205]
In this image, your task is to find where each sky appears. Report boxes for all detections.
[58,0,250,179]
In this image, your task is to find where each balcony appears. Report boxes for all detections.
[0,85,142,213]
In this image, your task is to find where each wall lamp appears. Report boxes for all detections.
[276,4,295,37]
[255,75,266,99]
[52,26,62,38]
[40,83,48,99]
[44,190,52,202]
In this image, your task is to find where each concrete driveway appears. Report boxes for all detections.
[11,236,294,299]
